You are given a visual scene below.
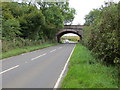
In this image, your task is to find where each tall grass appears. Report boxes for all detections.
[2,38,52,52]
[1,43,57,59]
[1,38,57,59]
[61,44,118,88]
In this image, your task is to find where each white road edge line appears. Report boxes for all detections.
[31,53,47,61]
[0,65,19,75]
[50,49,56,53]
[54,44,76,88]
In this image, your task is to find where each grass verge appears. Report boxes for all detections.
[1,43,57,59]
[61,44,118,88]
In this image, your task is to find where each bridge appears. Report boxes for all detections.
[56,25,84,43]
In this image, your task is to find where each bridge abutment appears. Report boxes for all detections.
[56,25,83,43]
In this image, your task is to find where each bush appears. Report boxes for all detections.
[2,38,48,52]
[83,2,120,65]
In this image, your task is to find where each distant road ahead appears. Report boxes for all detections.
[1,44,75,88]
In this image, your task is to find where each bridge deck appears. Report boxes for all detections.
[56,25,84,42]
[64,25,84,29]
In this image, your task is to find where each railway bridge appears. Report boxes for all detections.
[56,25,84,43]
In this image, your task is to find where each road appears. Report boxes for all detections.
[1,44,75,88]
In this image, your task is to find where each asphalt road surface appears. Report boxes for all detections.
[1,44,75,88]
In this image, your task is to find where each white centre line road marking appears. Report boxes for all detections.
[0,65,19,75]
[50,49,56,53]
[59,47,62,49]
[31,53,47,61]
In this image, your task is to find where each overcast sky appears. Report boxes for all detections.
[64,0,119,36]
[69,0,119,25]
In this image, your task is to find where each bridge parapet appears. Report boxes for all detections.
[56,25,84,42]
[64,25,84,30]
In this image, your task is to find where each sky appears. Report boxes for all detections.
[64,0,119,36]
[64,0,104,36]
[12,0,119,36]
[69,0,119,25]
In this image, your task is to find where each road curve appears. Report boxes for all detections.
[1,44,75,88]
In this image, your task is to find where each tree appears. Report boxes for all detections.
[2,18,21,40]
[84,2,120,65]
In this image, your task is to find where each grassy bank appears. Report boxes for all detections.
[61,44,118,88]
[1,43,57,59]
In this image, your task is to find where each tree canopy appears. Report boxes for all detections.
[84,2,120,65]
[2,1,76,41]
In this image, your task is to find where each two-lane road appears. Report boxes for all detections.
[1,44,75,88]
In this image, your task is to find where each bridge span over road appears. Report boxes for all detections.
[56,25,84,43]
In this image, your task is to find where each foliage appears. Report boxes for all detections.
[2,18,21,40]
[83,2,120,65]
[2,1,75,52]
[37,2,76,39]
[61,36,80,42]
[61,44,118,88]
[2,43,57,59]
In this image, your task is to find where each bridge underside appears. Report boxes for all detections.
[56,29,83,43]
